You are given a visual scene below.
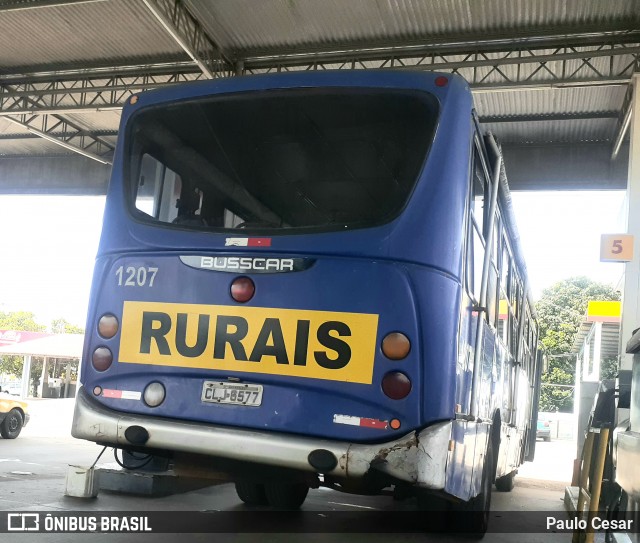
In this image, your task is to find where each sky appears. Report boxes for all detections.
[0,190,628,330]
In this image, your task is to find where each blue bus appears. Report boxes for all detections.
[72,70,540,533]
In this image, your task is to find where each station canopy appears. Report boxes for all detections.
[0,0,638,192]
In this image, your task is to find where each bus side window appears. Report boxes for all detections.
[135,153,181,223]
[472,146,487,238]
[467,142,489,304]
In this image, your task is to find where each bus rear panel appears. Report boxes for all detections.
[72,71,539,516]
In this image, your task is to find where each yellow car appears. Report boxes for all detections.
[0,391,29,439]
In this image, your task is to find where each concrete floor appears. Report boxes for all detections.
[0,399,576,542]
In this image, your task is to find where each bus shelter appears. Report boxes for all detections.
[0,333,84,399]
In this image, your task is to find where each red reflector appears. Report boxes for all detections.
[381,372,412,400]
[231,277,255,302]
[435,76,449,87]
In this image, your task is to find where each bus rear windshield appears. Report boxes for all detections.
[127,88,439,232]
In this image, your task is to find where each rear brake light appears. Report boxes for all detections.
[382,371,412,400]
[231,277,255,302]
[92,347,113,371]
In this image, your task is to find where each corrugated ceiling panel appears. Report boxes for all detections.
[0,0,185,71]
[485,118,618,144]
[185,0,640,54]
[63,111,122,132]
[0,138,67,155]
[474,86,628,117]
[0,117,30,135]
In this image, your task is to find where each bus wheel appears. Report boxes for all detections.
[451,439,493,538]
[264,482,309,509]
[494,471,515,492]
[0,409,23,439]
[235,481,267,505]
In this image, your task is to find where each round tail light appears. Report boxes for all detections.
[231,277,255,302]
[382,372,412,400]
[382,332,411,360]
[92,347,113,371]
[98,314,119,339]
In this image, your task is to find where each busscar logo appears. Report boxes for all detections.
[179,255,314,274]
[119,302,379,384]
[8,513,39,531]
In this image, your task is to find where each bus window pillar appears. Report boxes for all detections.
[620,72,640,373]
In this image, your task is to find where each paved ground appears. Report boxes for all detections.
[1,399,575,542]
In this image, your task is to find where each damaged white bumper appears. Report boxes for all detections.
[72,387,451,489]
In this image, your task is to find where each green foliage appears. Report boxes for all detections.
[0,311,46,376]
[539,367,574,412]
[0,355,22,378]
[0,311,46,332]
[51,317,84,335]
[536,277,620,356]
[535,277,620,413]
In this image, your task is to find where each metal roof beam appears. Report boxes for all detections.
[612,84,635,159]
[244,43,640,89]
[0,129,117,140]
[141,0,232,78]
[3,114,113,164]
[0,0,105,11]
[0,44,637,116]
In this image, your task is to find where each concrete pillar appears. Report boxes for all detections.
[592,321,602,381]
[20,354,31,398]
[39,356,48,398]
[65,360,72,398]
[621,73,640,371]
[583,333,591,380]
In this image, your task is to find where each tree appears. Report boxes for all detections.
[51,318,84,335]
[535,277,620,412]
[0,311,46,332]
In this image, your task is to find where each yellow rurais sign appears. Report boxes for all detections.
[119,301,379,384]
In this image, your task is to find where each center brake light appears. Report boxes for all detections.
[231,277,255,302]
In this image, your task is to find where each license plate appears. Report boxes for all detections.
[201,381,263,407]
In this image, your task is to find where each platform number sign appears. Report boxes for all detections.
[600,234,634,262]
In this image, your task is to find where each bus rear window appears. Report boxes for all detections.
[127,89,439,232]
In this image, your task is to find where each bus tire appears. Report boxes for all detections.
[264,482,309,509]
[235,481,267,505]
[451,438,493,538]
[495,471,515,492]
[0,409,23,439]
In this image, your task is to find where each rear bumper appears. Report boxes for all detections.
[72,387,451,488]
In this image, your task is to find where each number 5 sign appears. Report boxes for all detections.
[600,234,634,262]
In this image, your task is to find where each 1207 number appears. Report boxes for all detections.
[115,266,158,287]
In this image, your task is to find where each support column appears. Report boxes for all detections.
[39,356,48,398]
[592,322,602,381]
[65,360,72,398]
[21,354,31,398]
[621,73,640,371]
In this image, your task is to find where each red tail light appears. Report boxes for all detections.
[382,372,412,400]
[231,277,255,302]
[544,421,550,427]
[92,347,113,371]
